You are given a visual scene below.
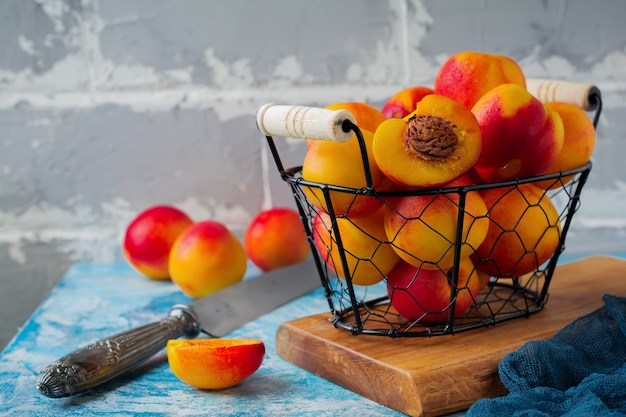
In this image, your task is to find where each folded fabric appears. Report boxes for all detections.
[466,294,626,417]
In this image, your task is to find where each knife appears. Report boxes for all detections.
[35,257,319,398]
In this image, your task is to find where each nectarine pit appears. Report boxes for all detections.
[403,115,458,161]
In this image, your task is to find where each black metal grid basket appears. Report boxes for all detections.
[260,81,602,337]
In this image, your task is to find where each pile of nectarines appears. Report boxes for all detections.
[123,205,248,298]
[123,206,310,299]
[300,51,596,323]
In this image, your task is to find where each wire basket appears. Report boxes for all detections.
[258,79,602,337]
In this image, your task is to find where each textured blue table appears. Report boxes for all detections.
[2,260,447,417]
[2,253,607,416]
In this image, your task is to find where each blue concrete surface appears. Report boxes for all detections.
[0,262,411,416]
[2,253,625,416]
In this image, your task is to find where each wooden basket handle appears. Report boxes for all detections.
[256,103,357,142]
[526,78,601,111]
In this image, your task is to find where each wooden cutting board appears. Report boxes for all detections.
[276,255,626,417]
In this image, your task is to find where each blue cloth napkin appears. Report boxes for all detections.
[466,294,626,417]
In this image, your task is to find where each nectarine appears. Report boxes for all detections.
[373,94,482,189]
[303,128,386,218]
[538,101,596,189]
[169,220,247,298]
[167,339,265,390]
[434,51,526,109]
[384,180,489,270]
[386,258,489,322]
[471,83,565,183]
[244,207,310,272]
[312,209,399,286]
[123,205,193,280]
[473,183,561,278]
[381,86,434,119]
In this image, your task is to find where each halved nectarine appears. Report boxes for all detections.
[166,339,265,390]
[373,94,482,189]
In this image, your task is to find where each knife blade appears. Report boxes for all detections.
[35,257,319,398]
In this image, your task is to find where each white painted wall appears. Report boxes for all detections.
[1,0,625,347]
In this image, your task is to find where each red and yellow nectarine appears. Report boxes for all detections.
[123,205,193,280]
[244,208,310,272]
[434,51,526,109]
[386,258,489,322]
[471,83,565,183]
[167,339,265,390]
[381,85,434,119]
[303,128,386,218]
[169,220,247,298]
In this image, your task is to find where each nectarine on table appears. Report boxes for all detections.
[167,339,265,390]
[123,205,194,280]
[244,207,310,272]
[169,220,247,298]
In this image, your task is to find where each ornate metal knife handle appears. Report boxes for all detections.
[35,305,200,398]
